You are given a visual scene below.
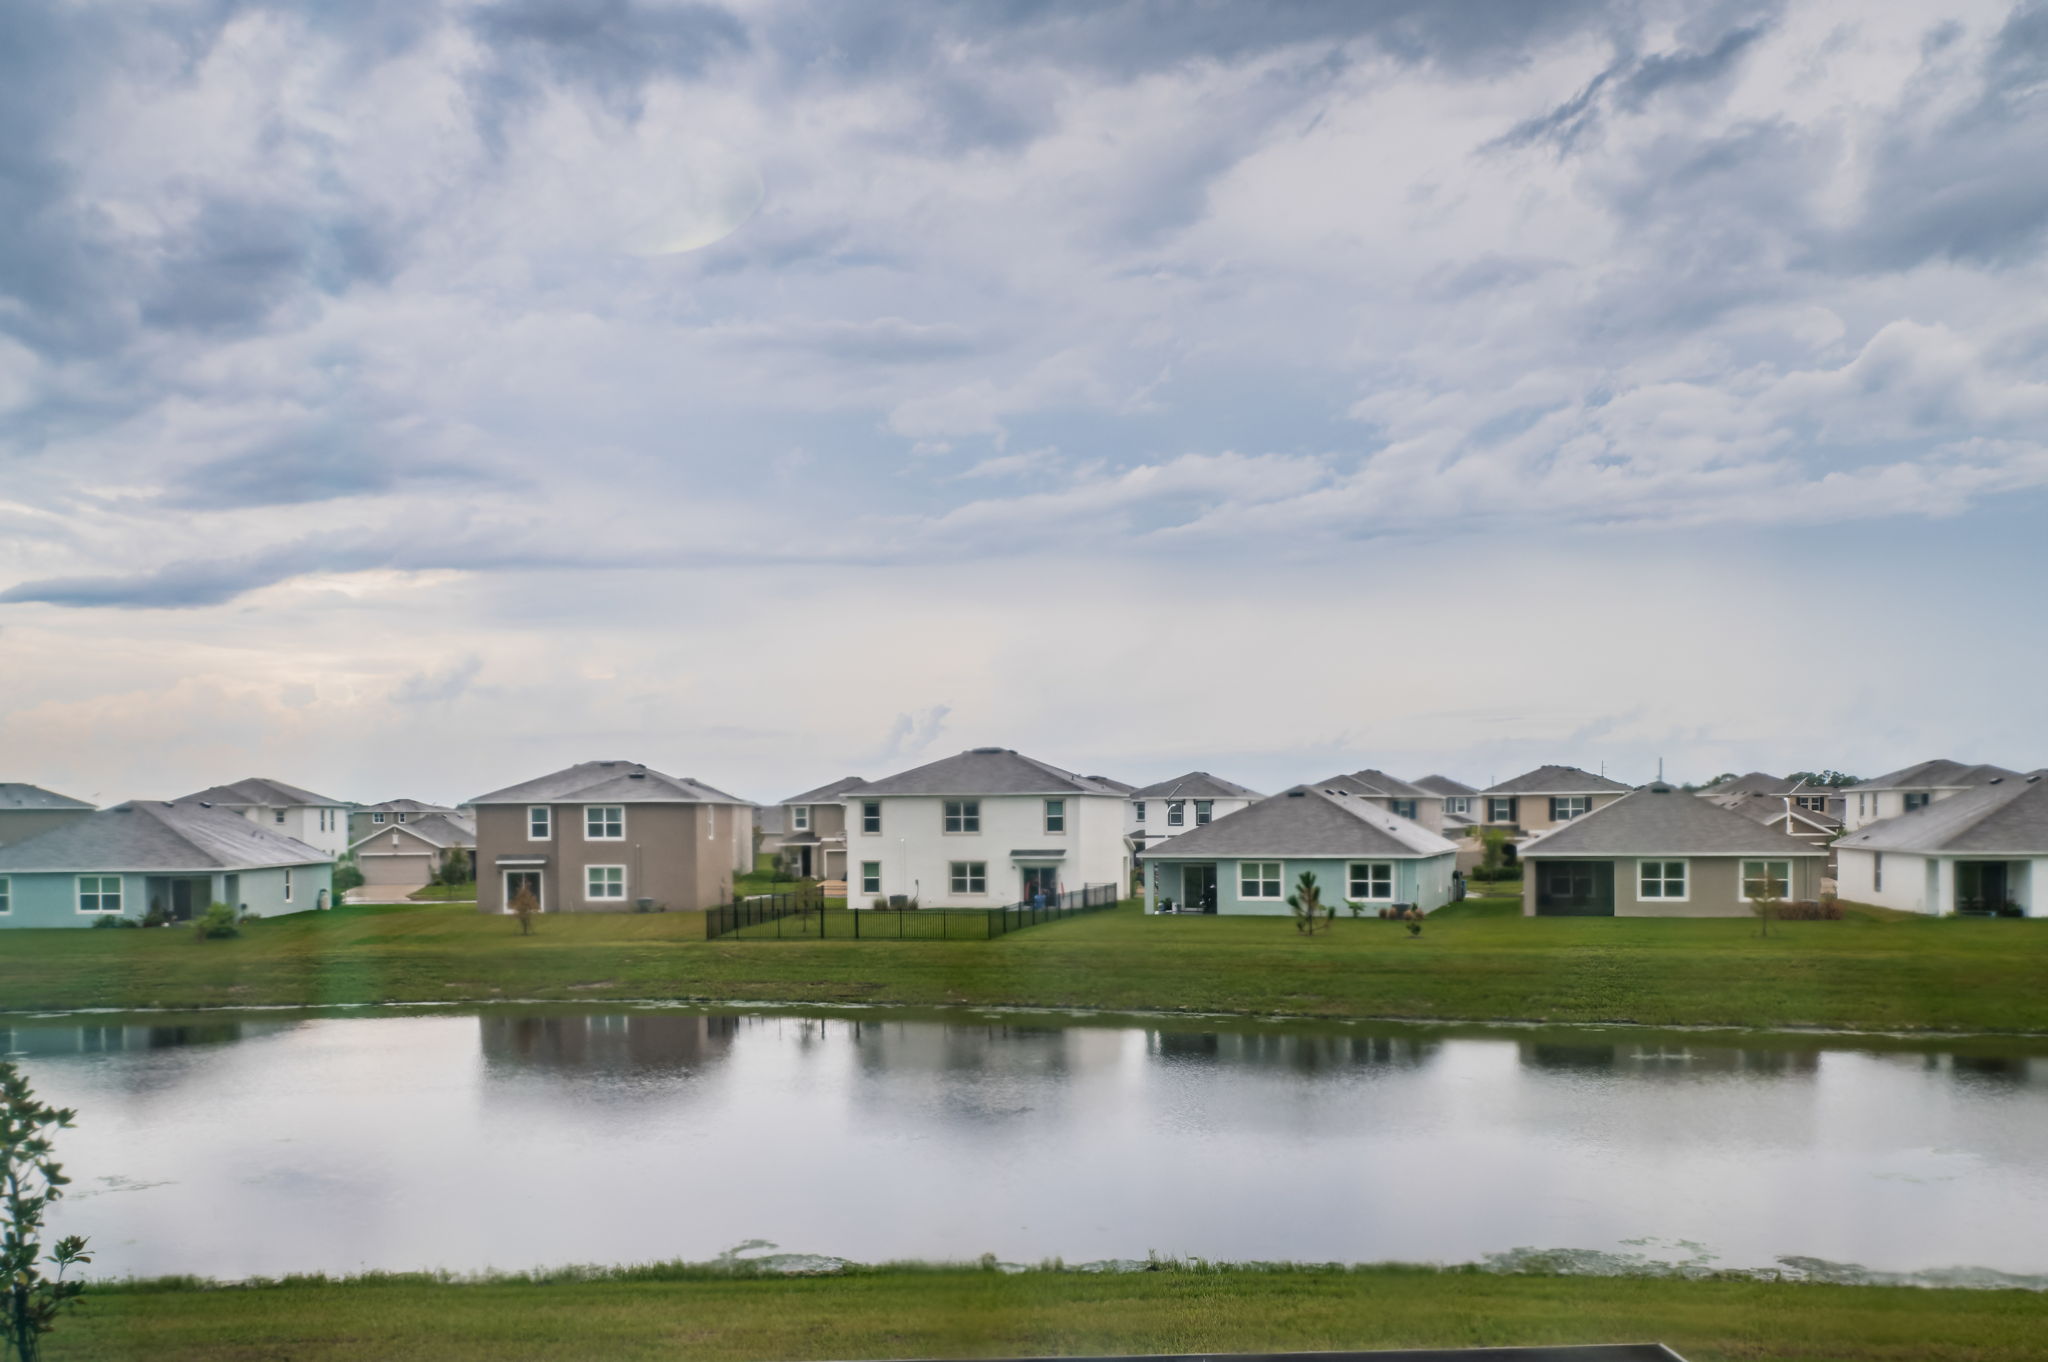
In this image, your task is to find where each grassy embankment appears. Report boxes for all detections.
[48,1262,2048,1362]
[3,897,2045,1033]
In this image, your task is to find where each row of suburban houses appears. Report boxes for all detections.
[0,753,2041,926]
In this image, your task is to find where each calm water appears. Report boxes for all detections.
[6,1009,2046,1281]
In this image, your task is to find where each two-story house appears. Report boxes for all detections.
[348,812,477,893]
[1840,760,2020,832]
[0,784,96,848]
[841,748,1127,908]
[1308,770,1445,834]
[777,776,867,881]
[1411,775,1480,828]
[469,760,753,914]
[1478,765,1632,846]
[170,777,352,860]
[349,798,459,846]
[1836,770,2048,915]
[1126,773,1263,852]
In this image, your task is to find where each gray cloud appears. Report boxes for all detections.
[160,428,474,510]
[393,654,484,704]
[744,318,990,364]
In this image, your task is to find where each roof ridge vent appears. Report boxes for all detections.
[628,772,647,779]
[1287,789,1306,797]
[969,746,1005,754]
[2029,774,2043,783]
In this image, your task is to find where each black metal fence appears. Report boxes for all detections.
[705,882,1122,941]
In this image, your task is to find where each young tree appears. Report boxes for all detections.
[2,1060,91,1362]
[1750,885,1782,938]
[1287,870,1326,936]
[510,884,540,936]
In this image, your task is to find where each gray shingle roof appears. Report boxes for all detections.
[782,776,869,805]
[1412,774,1478,798]
[1845,759,2020,793]
[1714,792,1841,832]
[0,802,330,872]
[0,783,95,811]
[173,776,347,808]
[1137,786,1455,860]
[1129,771,1263,800]
[1837,771,2048,854]
[349,812,475,853]
[359,798,456,815]
[1698,771,1791,797]
[1483,764,1633,796]
[1520,784,1827,858]
[855,749,1124,798]
[470,761,746,806]
[1085,775,1137,794]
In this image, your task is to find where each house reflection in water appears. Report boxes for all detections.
[1520,1040,1821,1078]
[1147,1029,1440,1075]
[1,1020,283,1057]
[845,1022,1118,1081]
[478,1013,741,1077]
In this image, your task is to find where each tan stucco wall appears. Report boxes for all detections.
[1522,854,1827,917]
[1485,791,1625,835]
[476,802,735,914]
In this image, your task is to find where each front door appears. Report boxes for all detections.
[169,879,197,922]
[1181,863,1218,913]
[797,846,814,878]
[1535,860,1615,916]
[504,870,544,914]
[1021,865,1061,903]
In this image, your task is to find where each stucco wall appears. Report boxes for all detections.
[1836,849,2043,915]
[0,861,332,928]
[1128,796,1255,845]
[1521,854,1826,917]
[1143,854,1457,916]
[475,801,734,914]
[1485,791,1625,836]
[844,792,1125,908]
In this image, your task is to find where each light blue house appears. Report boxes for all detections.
[1137,785,1460,915]
[0,801,334,928]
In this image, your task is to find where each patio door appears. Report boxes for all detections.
[1535,861,1614,916]
[1182,863,1218,913]
[1020,865,1061,903]
[1956,862,2011,914]
[504,870,544,914]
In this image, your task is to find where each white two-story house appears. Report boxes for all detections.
[1840,759,2019,832]
[170,777,352,860]
[841,748,1128,908]
[1126,772,1263,852]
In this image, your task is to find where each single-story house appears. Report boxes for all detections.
[348,812,476,892]
[1519,782,1828,917]
[1138,785,1459,916]
[1835,770,2048,915]
[0,801,335,928]
[0,783,96,847]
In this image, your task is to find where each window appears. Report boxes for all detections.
[1795,795,1827,811]
[585,806,624,840]
[77,876,122,914]
[1167,800,1186,827]
[1904,792,1931,812]
[1195,800,1213,825]
[860,862,881,895]
[586,866,625,900]
[1741,859,1792,901]
[1873,852,1884,892]
[1446,797,1471,815]
[1550,796,1591,821]
[1390,799,1417,821]
[372,812,386,824]
[1133,801,1147,823]
[1488,797,1517,823]
[0,878,9,914]
[395,812,407,824]
[1240,862,1282,899]
[528,806,551,840]
[792,805,810,831]
[274,809,286,825]
[1348,862,1393,900]
[284,868,294,902]
[949,861,986,894]
[861,801,881,834]
[943,800,980,833]
[1044,799,1065,833]
[1639,860,1687,899]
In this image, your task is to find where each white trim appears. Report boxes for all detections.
[859,800,882,835]
[0,876,9,914]
[75,874,124,915]
[1239,860,1283,899]
[585,864,627,902]
[1636,858,1689,902]
[584,805,625,840]
[1043,798,1066,834]
[859,861,882,895]
[791,805,810,832]
[942,800,980,833]
[948,860,987,894]
[502,867,545,914]
[284,867,294,903]
[1738,859,1794,902]
[527,806,552,841]
[1347,861,1393,901]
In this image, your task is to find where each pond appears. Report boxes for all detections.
[6,1009,2046,1282]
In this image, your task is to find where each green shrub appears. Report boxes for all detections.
[89,915,139,929]
[194,903,240,940]
[333,862,366,894]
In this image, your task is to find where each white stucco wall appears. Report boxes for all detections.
[1841,787,1970,832]
[843,792,1126,908]
[231,803,349,859]
[1128,796,1255,844]
[1837,847,2043,914]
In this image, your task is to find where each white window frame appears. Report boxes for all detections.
[0,877,10,914]
[1873,851,1884,892]
[586,865,627,901]
[1348,862,1393,901]
[1488,797,1516,823]
[860,862,882,895]
[395,812,408,824]
[860,801,882,835]
[949,861,987,894]
[1167,800,1186,827]
[943,800,980,834]
[273,809,287,825]
[1044,799,1065,834]
[1240,861,1282,899]
[1903,792,1931,813]
[1446,797,1471,816]
[1550,796,1592,821]
[1637,859,1688,901]
[792,805,810,831]
[1133,800,1147,823]
[76,875,123,915]
[584,805,625,841]
[528,806,552,841]
[284,868,294,902]
[1740,859,1793,902]
[372,812,387,824]
[1389,799,1417,821]
[1195,800,1214,825]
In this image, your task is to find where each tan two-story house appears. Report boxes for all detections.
[777,776,867,881]
[470,760,753,914]
[1479,765,1632,846]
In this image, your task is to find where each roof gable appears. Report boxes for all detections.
[1521,784,1827,858]
[1129,771,1263,800]
[1412,774,1478,798]
[0,802,330,872]
[1483,764,1633,796]
[1139,786,1455,860]
[855,749,1123,798]
[1838,771,2048,854]
[173,776,345,809]
[470,761,746,806]
[350,811,475,852]
[1847,759,2019,792]
[782,776,869,805]
[0,783,96,811]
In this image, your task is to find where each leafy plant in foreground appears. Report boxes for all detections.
[2,1059,91,1362]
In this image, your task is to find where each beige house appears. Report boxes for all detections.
[1479,765,1632,841]
[777,776,867,881]
[1520,782,1828,917]
[1306,770,1445,834]
[349,812,476,893]
[470,760,753,914]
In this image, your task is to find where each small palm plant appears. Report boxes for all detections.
[1287,870,1326,936]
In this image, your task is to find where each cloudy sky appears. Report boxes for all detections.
[4,0,2046,806]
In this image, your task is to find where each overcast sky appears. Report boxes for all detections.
[4,0,2046,806]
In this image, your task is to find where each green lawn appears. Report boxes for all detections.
[48,1263,2048,1362]
[3,898,2046,1033]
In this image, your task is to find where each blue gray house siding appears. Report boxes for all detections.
[1144,854,1456,915]
[0,863,333,929]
